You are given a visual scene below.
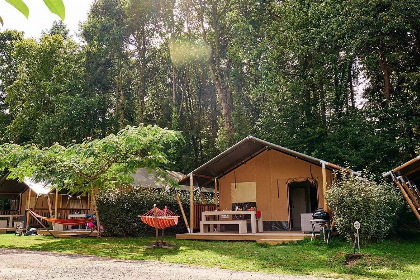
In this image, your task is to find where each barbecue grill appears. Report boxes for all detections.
[310,209,331,243]
[312,209,330,221]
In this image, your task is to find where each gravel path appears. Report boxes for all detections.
[0,249,341,280]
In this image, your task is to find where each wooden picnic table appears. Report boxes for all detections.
[0,215,21,228]
[201,210,263,234]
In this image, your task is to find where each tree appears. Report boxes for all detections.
[0,125,183,237]
[0,30,22,142]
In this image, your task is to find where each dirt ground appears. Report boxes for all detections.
[0,249,341,280]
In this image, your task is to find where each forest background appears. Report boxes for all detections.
[0,0,419,176]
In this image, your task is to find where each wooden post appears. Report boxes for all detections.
[26,188,32,225]
[321,161,328,211]
[47,195,53,218]
[19,193,22,215]
[401,180,420,209]
[190,173,194,233]
[176,192,190,231]
[392,174,420,222]
[90,183,101,238]
[54,188,59,218]
[214,178,218,210]
[87,194,91,212]
[154,204,159,246]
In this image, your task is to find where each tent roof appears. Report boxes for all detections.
[385,156,420,186]
[132,168,184,189]
[0,177,52,196]
[0,179,27,196]
[131,168,212,192]
[179,136,350,187]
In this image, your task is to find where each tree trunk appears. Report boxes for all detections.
[115,55,125,127]
[320,81,326,125]
[348,60,355,109]
[378,48,391,100]
[198,0,234,142]
[91,182,101,238]
[136,27,146,124]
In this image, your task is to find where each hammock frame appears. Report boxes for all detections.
[27,210,96,238]
[139,204,179,248]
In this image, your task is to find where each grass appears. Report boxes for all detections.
[0,232,419,279]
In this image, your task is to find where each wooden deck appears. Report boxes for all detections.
[38,229,98,238]
[0,228,16,234]
[176,231,311,244]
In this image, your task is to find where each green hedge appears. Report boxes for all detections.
[97,188,210,237]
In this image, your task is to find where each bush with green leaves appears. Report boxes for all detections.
[326,172,403,243]
[97,188,210,237]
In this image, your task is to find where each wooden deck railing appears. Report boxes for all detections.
[0,210,19,215]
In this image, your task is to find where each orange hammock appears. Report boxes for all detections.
[140,206,179,229]
[29,210,95,225]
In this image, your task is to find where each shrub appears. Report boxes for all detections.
[326,172,403,243]
[97,188,209,237]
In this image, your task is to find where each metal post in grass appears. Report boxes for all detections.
[353,221,360,254]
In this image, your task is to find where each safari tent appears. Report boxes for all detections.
[0,168,185,233]
[177,136,351,241]
[0,176,92,231]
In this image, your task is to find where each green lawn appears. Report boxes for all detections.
[0,232,419,279]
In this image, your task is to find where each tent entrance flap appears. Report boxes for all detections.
[288,180,318,230]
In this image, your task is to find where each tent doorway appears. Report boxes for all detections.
[288,180,318,230]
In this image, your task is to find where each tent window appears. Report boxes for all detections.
[230,182,256,203]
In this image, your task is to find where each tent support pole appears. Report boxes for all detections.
[55,188,59,218]
[47,195,53,218]
[392,173,420,222]
[400,179,420,209]
[190,173,194,233]
[214,178,218,210]
[26,188,32,227]
[176,192,190,232]
[321,161,328,211]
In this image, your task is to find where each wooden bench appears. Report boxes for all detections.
[200,220,247,234]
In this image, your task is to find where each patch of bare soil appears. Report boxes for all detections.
[344,253,364,267]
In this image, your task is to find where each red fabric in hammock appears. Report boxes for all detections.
[140,206,179,229]
[141,216,179,229]
[43,218,95,225]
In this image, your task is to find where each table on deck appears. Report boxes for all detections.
[0,215,21,228]
[201,210,263,234]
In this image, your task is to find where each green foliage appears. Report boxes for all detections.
[42,0,65,21]
[0,125,183,191]
[1,0,420,178]
[97,188,204,237]
[326,172,404,243]
[3,0,65,21]
[5,0,29,18]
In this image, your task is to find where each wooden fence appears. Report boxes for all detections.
[193,203,216,229]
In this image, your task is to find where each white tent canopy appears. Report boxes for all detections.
[23,177,52,195]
